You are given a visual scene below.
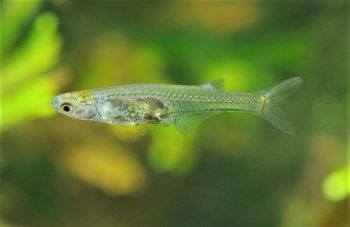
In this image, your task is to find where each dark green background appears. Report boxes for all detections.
[1,1,348,226]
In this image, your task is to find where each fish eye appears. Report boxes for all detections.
[60,103,73,113]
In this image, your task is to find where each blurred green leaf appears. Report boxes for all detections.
[78,32,165,89]
[2,12,62,91]
[204,58,267,92]
[1,76,55,130]
[0,0,43,57]
[323,166,350,202]
[147,126,197,175]
[1,10,63,131]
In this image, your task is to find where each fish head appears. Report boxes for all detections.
[52,90,98,121]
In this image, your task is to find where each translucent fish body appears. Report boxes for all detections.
[52,77,302,134]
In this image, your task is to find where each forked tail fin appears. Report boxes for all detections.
[259,77,303,134]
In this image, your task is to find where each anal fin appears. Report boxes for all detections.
[173,111,221,134]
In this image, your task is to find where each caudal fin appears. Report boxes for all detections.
[259,77,303,134]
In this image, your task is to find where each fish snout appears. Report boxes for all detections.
[51,96,61,111]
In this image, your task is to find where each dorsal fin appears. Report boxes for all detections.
[200,79,225,90]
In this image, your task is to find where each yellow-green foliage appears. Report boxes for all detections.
[323,166,350,202]
[1,0,62,131]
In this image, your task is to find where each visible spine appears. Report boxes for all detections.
[166,92,260,114]
[92,86,261,114]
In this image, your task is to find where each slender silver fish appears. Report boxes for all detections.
[52,77,302,134]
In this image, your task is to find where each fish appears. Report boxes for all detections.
[52,77,303,134]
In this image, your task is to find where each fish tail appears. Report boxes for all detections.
[258,77,303,134]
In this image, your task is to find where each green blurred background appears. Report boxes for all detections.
[0,1,348,226]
